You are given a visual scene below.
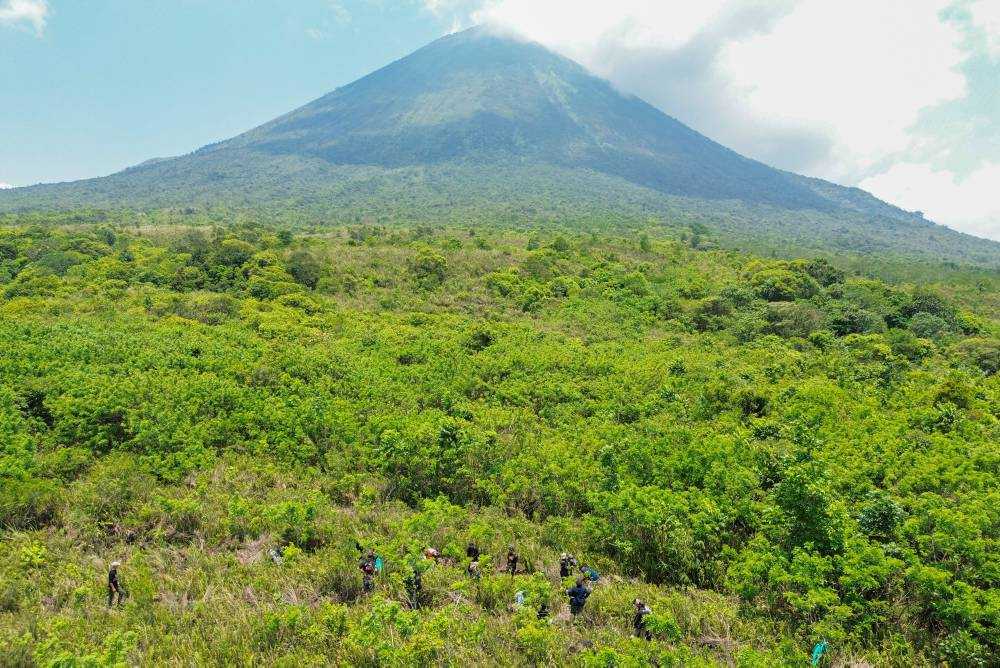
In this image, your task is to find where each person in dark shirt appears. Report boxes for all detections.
[559,552,577,578]
[107,560,125,607]
[566,577,590,617]
[505,545,518,576]
[633,598,652,639]
[466,542,480,561]
[405,568,423,609]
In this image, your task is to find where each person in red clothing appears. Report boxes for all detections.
[359,550,376,593]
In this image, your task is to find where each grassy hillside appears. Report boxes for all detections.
[1,216,998,666]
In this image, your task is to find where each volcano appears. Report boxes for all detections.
[4,26,998,264]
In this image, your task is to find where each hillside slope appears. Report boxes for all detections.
[3,26,999,265]
[1,222,997,665]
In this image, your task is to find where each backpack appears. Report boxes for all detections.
[569,586,590,606]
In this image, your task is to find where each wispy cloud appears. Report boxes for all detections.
[328,0,351,24]
[0,0,49,36]
[0,182,13,189]
[306,2,351,40]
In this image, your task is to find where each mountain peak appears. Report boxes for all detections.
[2,28,998,265]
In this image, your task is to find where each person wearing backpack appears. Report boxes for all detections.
[359,550,376,593]
[559,553,577,578]
[566,577,591,617]
[633,598,652,640]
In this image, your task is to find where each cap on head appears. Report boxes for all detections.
[110,560,121,568]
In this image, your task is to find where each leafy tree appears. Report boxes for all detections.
[288,249,323,289]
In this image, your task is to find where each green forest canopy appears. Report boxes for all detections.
[0,214,997,666]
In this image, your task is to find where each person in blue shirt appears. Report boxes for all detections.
[566,577,591,617]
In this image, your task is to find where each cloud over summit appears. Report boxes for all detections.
[424,0,999,239]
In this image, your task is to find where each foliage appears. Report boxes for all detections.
[0,219,997,665]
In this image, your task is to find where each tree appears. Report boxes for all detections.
[215,238,255,267]
[288,249,323,289]
[410,247,446,286]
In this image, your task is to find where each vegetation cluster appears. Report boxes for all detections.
[0,216,997,666]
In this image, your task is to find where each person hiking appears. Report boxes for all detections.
[405,568,423,610]
[359,550,376,593]
[566,577,590,618]
[107,561,126,607]
[356,543,382,569]
[559,552,577,578]
[466,542,480,561]
[537,600,550,620]
[467,558,481,580]
[505,545,518,576]
[633,599,652,640]
[579,564,600,583]
[811,640,829,667]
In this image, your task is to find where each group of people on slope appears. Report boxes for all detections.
[105,543,655,639]
[464,544,655,638]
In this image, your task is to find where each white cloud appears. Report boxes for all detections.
[969,0,1000,57]
[0,0,49,35]
[719,0,965,180]
[418,0,997,238]
[328,1,351,25]
[0,182,13,190]
[306,27,324,40]
[861,162,1000,240]
[474,0,735,51]
[471,1,967,182]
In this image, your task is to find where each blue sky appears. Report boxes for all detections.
[1,1,444,184]
[2,1,999,239]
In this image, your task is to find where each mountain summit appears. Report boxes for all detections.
[4,26,998,264]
